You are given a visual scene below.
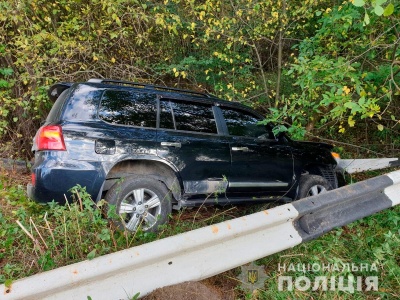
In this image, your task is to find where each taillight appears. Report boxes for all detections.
[36,125,66,150]
[31,173,36,186]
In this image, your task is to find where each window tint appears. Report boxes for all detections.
[62,85,103,120]
[99,90,157,128]
[222,107,273,138]
[46,88,70,122]
[160,99,217,134]
[159,100,175,130]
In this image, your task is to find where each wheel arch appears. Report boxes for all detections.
[301,163,338,189]
[99,159,182,205]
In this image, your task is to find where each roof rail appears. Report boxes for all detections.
[87,78,212,98]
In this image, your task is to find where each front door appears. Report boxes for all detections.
[219,106,294,197]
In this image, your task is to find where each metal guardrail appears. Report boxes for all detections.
[1,170,399,300]
[337,158,399,173]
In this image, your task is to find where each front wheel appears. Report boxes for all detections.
[296,175,332,199]
[105,176,172,232]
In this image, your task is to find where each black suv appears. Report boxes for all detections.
[27,79,339,232]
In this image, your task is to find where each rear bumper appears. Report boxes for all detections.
[28,157,105,204]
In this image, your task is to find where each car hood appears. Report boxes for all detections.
[290,140,334,151]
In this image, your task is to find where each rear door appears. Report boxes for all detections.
[219,106,294,197]
[95,89,159,166]
[157,98,231,197]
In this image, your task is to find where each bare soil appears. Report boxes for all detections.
[143,276,237,300]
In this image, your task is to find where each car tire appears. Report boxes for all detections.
[105,176,172,232]
[296,175,332,200]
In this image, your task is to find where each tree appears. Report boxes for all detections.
[265,1,399,141]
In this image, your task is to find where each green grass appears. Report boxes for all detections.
[0,169,257,285]
[244,205,400,299]
[0,168,399,299]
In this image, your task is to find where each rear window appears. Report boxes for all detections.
[99,90,157,128]
[46,88,70,123]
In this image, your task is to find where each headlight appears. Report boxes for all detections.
[331,152,340,160]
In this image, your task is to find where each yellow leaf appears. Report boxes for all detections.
[342,86,351,95]
[377,124,384,131]
[111,57,116,63]
[199,11,205,20]
[348,116,355,127]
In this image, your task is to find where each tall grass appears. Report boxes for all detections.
[0,171,254,285]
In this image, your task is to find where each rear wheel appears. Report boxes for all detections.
[105,176,172,232]
[296,175,332,199]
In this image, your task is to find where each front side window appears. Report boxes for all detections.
[99,90,157,128]
[160,99,217,134]
[221,107,273,138]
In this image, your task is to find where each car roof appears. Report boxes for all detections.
[52,78,263,118]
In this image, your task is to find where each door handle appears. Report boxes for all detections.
[161,142,181,148]
[231,146,250,152]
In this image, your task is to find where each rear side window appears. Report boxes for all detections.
[62,85,103,120]
[99,90,157,128]
[221,107,273,138]
[160,99,217,134]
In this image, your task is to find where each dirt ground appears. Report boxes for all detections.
[143,278,237,300]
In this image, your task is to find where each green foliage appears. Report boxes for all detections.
[265,2,399,138]
[353,0,395,24]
